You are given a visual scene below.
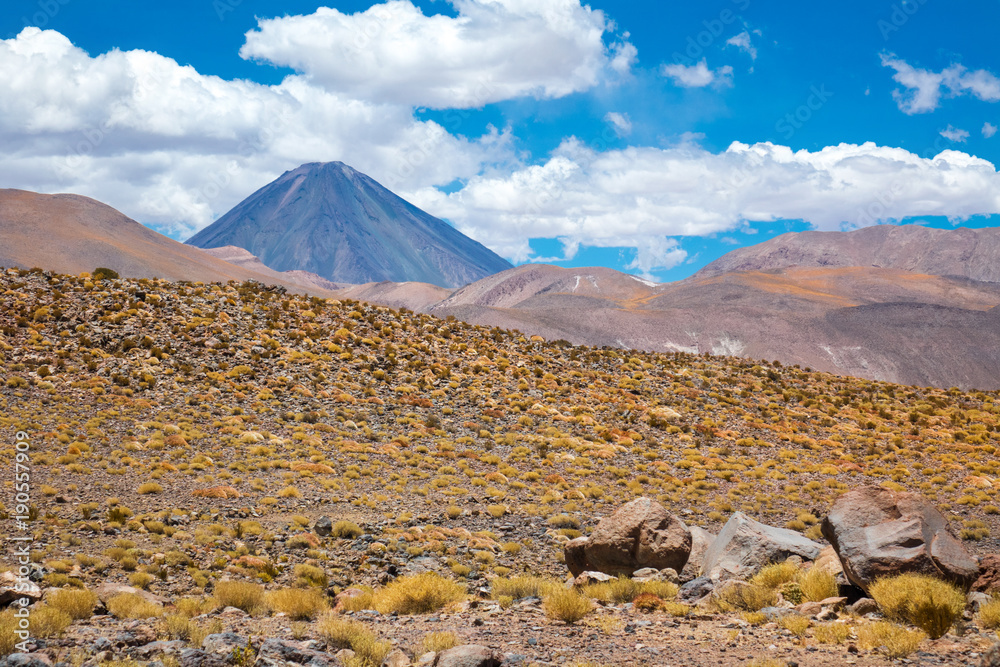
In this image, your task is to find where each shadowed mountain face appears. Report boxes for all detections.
[0,189,334,295]
[695,225,1000,282]
[186,162,512,288]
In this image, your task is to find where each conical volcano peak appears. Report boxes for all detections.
[187,162,511,288]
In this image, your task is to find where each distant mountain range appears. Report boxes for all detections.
[3,172,1000,390]
[696,225,1000,282]
[186,162,512,288]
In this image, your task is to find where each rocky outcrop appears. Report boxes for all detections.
[701,512,823,582]
[974,555,1000,594]
[821,487,979,592]
[564,498,691,577]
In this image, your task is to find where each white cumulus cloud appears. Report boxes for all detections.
[408,140,1000,271]
[0,28,513,238]
[984,122,998,138]
[661,59,733,88]
[940,125,970,142]
[239,0,636,109]
[881,53,1000,114]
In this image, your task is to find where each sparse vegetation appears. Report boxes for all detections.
[0,268,997,666]
[869,573,965,639]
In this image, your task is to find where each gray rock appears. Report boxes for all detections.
[179,650,228,667]
[759,607,799,620]
[6,655,52,667]
[432,647,502,667]
[821,486,979,592]
[848,598,879,616]
[202,633,251,655]
[314,517,333,538]
[255,639,336,667]
[677,576,714,603]
[701,512,823,582]
[682,527,716,579]
[969,591,993,613]
[132,641,187,659]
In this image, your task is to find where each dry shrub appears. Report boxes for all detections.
[778,613,811,637]
[137,482,163,495]
[317,615,391,667]
[330,521,364,539]
[749,561,800,590]
[0,612,17,656]
[214,580,266,615]
[632,593,664,612]
[419,631,459,654]
[798,565,839,602]
[856,621,926,658]
[193,486,242,499]
[175,597,218,618]
[48,588,99,619]
[582,577,677,605]
[290,462,335,473]
[869,573,965,639]
[371,573,466,615]
[813,622,851,644]
[107,593,163,619]
[714,582,777,612]
[27,605,71,638]
[978,598,1000,629]
[543,587,593,624]
[491,575,559,600]
[266,587,328,620]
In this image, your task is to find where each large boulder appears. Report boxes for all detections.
[563,498,691,577]
[432,646,501,667]
[682,526,717,579]
[701,512,823,582]
[821,487,979,592]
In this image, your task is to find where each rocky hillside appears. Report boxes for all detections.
[0,267,998,666]
[186,162,512,288]
[695,225,1000,282]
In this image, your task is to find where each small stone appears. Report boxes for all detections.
[848,598,879,616]
[381,648,410,667]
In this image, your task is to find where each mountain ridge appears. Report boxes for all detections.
[186,162,512,288]
[695,225,1000,282]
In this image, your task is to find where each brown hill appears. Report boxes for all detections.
[0,189,335,296]
[428,264,1000,390]
[695,224,1000,282]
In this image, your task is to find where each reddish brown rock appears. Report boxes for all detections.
[564,537,593,578]
[821,486,978,592]
[973,555,1000,594]
[566,497,691,577]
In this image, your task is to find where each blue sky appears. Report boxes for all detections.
[2,0,1000,281]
